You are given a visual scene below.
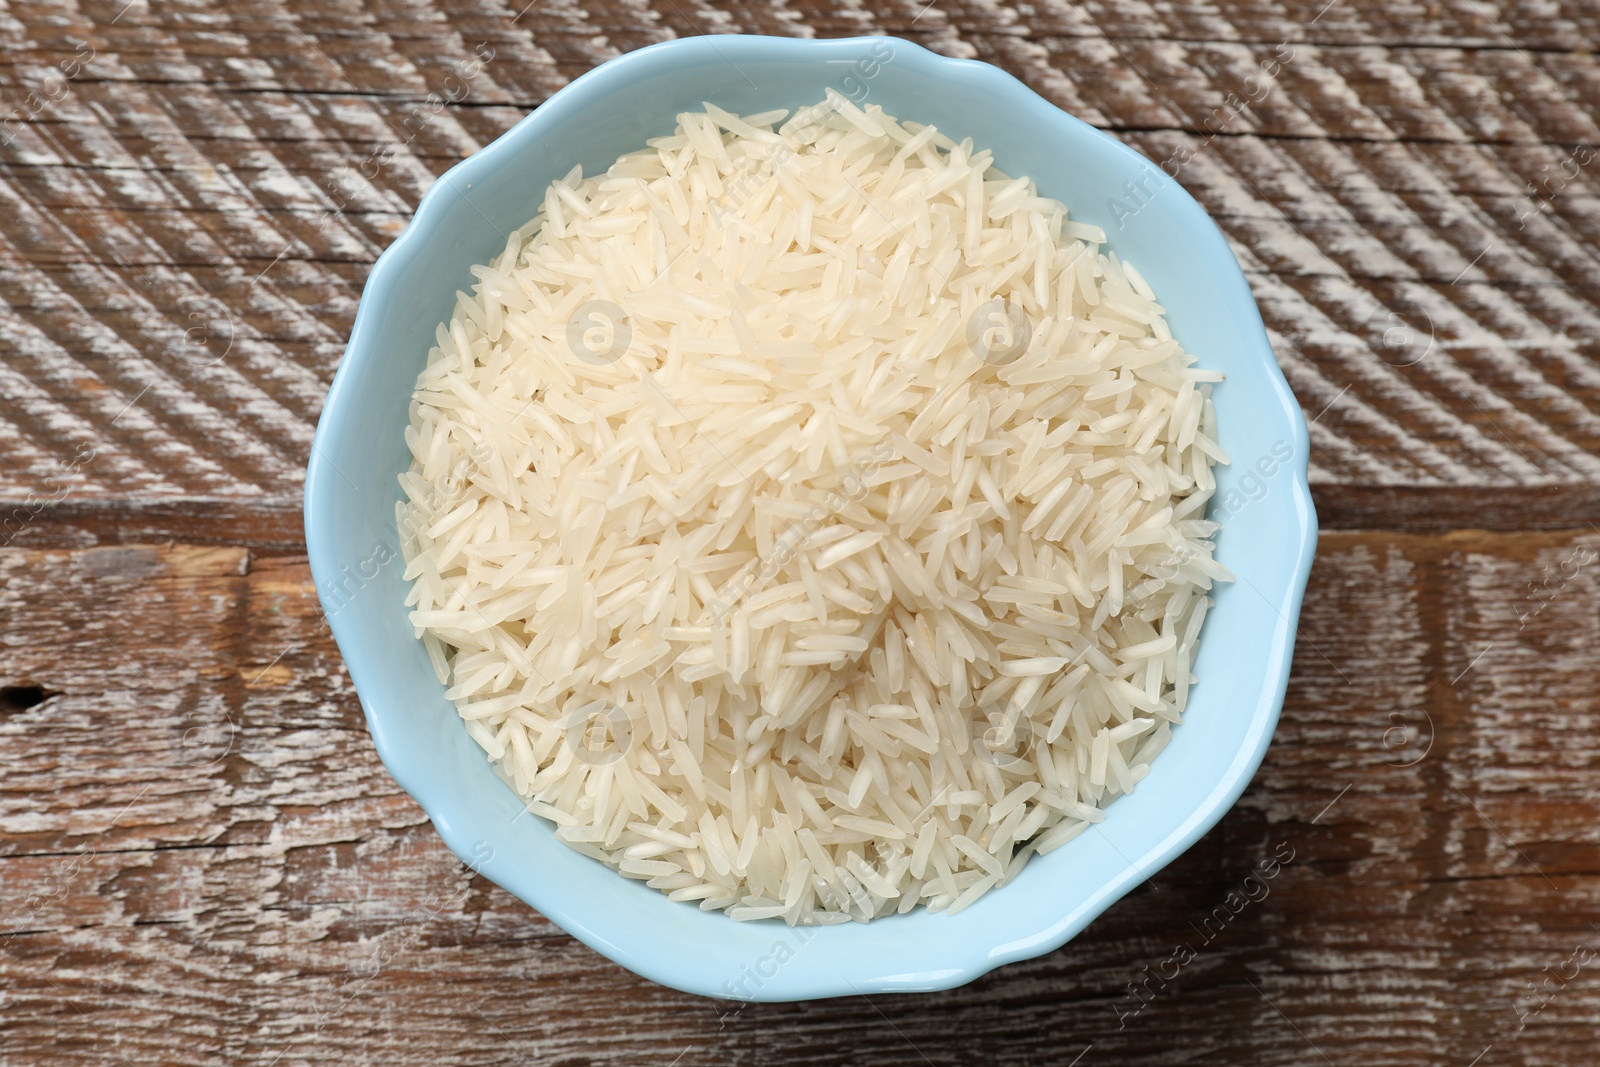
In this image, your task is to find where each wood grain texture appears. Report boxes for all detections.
[3,2,1600,1064]
[3,532,1598,1066]
[1,0,1598,541]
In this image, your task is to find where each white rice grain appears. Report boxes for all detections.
[398,95,1227,926]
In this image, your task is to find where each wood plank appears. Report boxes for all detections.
[3,530,1597,1064]
[1,1,1598,539]
[3,0,1600,1059]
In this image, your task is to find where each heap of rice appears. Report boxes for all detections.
[398,91,1230,924]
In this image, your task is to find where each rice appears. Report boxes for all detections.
[397,91,1230,925]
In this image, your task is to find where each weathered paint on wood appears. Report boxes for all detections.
[2,1,1600,538]
[3,2,1599,1064]
[2,533,1597,1065]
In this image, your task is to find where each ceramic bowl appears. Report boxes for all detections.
[305,33,1316,1001]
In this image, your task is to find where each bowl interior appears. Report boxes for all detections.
[306,34,1314,1001]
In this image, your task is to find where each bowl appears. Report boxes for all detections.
[305,33,1316,1002]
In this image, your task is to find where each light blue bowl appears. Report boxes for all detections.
[305,34,1315,1002]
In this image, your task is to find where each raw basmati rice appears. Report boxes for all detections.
[397,91,1230,925]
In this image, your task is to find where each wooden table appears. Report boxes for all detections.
[3,2,1597,1063]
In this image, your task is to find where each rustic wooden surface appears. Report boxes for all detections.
[2,2,1597,1065]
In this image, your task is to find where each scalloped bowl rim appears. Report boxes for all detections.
[306,34,1316,1002]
